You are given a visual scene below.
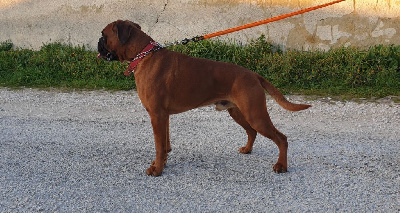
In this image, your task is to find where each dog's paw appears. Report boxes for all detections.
[273,163,288,173]
[238,147,252,154]
[151,158,168,166]
[146,165,163,177]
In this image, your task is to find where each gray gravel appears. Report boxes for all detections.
[0,88,399,212]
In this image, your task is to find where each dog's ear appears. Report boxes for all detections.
[113,20,139,45]
[132,22,141,30]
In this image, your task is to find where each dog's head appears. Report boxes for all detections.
[97,20,146,62]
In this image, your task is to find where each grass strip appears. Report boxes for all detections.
[1,36,399,97]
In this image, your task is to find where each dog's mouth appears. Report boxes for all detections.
[97,36,119,61]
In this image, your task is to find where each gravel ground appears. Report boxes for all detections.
[0,88,399,212]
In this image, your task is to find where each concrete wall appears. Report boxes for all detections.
[1,0,399,51]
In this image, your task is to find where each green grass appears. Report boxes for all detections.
[0,42,134,90]
[1,36,399,98]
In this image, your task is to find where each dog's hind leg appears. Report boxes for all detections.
[255,115,288,173]
[246,108,288,173]
[235,90,288,173]
[228,107,257,154]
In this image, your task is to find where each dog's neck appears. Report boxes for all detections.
[123,41,163,76]
[117,31,154,62]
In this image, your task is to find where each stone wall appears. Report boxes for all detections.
[1,0,399,50]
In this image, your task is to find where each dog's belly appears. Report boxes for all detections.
[167,98,233,114]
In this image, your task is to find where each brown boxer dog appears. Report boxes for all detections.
[98,20,311,176]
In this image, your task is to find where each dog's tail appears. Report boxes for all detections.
[258,76,311,111]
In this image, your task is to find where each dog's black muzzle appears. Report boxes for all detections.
[97,36,119,61]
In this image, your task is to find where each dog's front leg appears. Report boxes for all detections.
[146,112,169,176]
[166,118,171,153]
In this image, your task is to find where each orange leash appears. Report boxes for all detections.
[163,0,347,46]
[202,0,346,39]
